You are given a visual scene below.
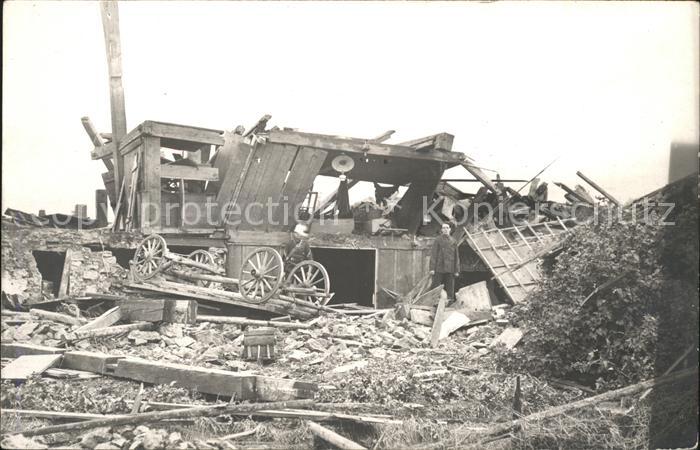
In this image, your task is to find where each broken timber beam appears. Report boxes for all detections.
[1,409,130,422]
[461,162,500,194]
[29,309,84,326]
[198,315,312,330]
[17,399,314,437]
[471,367,698,443]
[307,421,367,450]
[576,171,622,207]
[67,322,153,342]
[73,306,122,333]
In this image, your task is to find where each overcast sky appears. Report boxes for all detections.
[3,1,698,218]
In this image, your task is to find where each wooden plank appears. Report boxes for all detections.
[215,140,256,207]
[61,351,124,375]
[102,172,117,207]
[376,249,398,295]
[68,322,153,342]
[461,162,500,194]
[307,421,367,450]
[235,143,295,229]
[91,142,116,160]
[141,136,161,231]
[57,249,72,297]
[29,309,84,326]
[198,315,311,329]
[1,343,65,359]
[576,171,622,207]
[240,143,299,230]
[141,121,224,147]
[1,354,63,380]
[100,1,126,193]
[81,116,106,148]
[160,164,218,181]
[399,133,454,152]
[268,129,465,164]
[114,299,164,322]
[118,136,143,157]
[209,132,242,193]
[73,307,122,333]
[1,409,129,421]
[430,295,447,348]
[18,399,314,438]
[272,147,328,230]
[255,376,318,401]
[114,358,257,400]
[414,285,442,306]
[490,327,524,349]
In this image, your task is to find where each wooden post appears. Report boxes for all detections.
[95,189,109,227]
[100,1,127,197]
[141,136,161,232]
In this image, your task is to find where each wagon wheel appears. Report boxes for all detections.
[186,250,217,288]
[132,234,167,282]
[239,247,284,304]
[286,260,330,305]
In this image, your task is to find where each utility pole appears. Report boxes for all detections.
[100,1,127,200]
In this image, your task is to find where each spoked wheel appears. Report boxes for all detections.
[286,260,330,305]
[132,234,167,282]
[239,247,284,304]
[186,250,217,288]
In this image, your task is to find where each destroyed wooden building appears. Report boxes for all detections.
[86,118,512,307]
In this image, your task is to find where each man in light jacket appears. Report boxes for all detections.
[429,223,460,301]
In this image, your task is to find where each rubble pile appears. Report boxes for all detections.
[67,248,127,297]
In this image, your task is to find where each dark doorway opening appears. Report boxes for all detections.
[311,248,376,307]
[32,251,66,297]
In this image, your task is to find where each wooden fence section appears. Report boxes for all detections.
[464,220,570,303]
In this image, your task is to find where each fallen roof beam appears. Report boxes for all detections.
[576,171,622,207]
[267,130,466,164]
[460,162,500,194]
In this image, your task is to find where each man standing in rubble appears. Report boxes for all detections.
[429,223,460,301]
[283,223,313,274]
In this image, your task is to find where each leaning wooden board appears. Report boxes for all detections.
[269,147,328,230]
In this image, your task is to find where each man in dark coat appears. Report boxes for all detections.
[429,223,460,301]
